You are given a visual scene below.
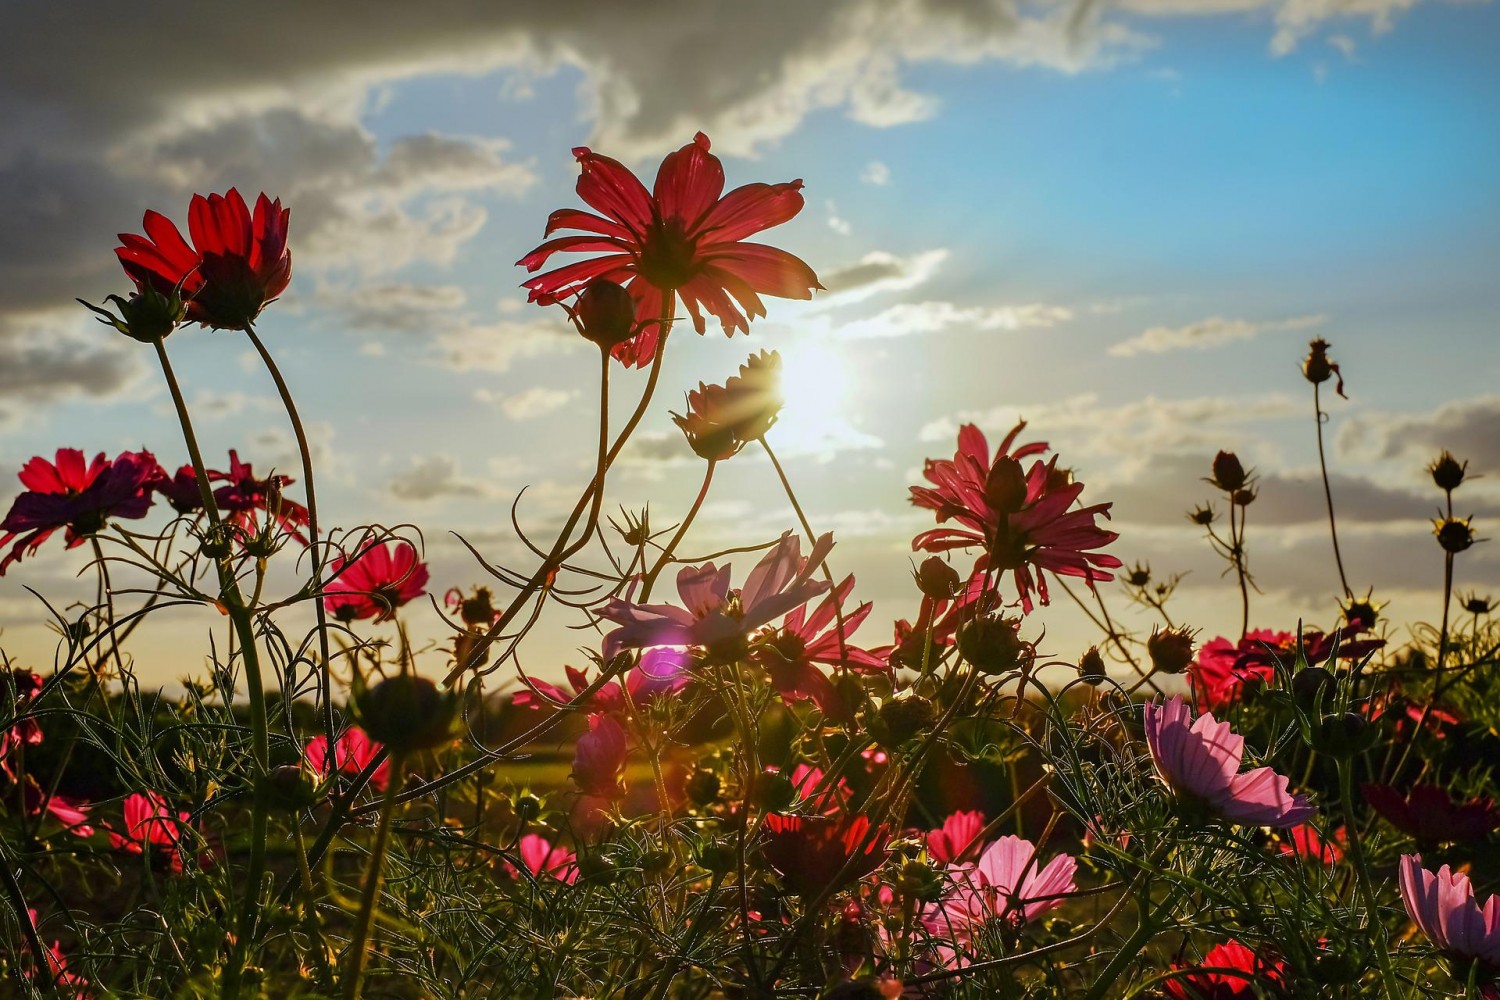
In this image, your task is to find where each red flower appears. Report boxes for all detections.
[108,792,192,873]
[212,450,308,544]
[323,539,429,623]
[518,133,820,367]
[1362,783,1500,845]
[20,778,94,838]
[116,189,291,331]
[752,575,886,719]
[1,669,44,779]
[910,422,1121,613]
[1165,939,1288,999]
[0,448,160,574]
[762,813,888,897]
[874,567,996,671]
[304,726,391,791]
[1190,628,1385,711]
[152,463,208,514]
[1274,822,1344,865]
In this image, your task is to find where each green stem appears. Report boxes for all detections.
[1339,759,1404,996]
[343,757,404,1000]
[1314,382,1352,599]
[640,460,716,601]
[1082,899,1161,1000]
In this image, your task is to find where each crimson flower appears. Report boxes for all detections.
[1,669,44,780]
[323,539,429,623]
[0,448,160,574]
[19,778,94,838]
[304,726,391,791]
[152,463,208,514]
[671,351,785,461]
[23,910,89,998]
[752,575,885,719]
[514,833,579,885]
[572,713,628,799]
[762,813,888,897]
[1274,822,1344,865]
[518,133,820,367]
[1190,627,1385,711]
[1165,939,1288,1000]
[514,648,690,713]
[212,450,308,544]
[108,792,192,873]
[927,810,987,866]
[1362,783,1500,845]
[116,188,291,331]
[910,422,1121,613]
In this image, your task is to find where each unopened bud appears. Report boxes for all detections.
[914,556,960,600]
[1078,646,1108,685]
[958,615,1031,676]
[1147,626,1196,675]
[352,672,460,754]
[1434,517,1476,555]
[1188,504,1216,527]
[573,278,637,350]
[1210,451,1247,493]
[1428,451,1467,493]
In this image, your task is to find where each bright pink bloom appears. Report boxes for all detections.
[597,531,833,660]
[514,648,690,713]
[116,188,291,331]
[572,713,628,799]
[927,810,986,866]
[20,778,94,838]
[932,835,1076,931]
[516,833,579,885]
[1275,822,1344,865]
[109,792,192,873]
[1165,939,1288,999]
[518,133,820,367]
[784,763,853,815]
[1,669,45,779]
[1399,855,1500,969]
[1143,696,1315,826]
[910,422,1121,613]
[304,727,390,791]
[212,449,308,544]
[0,448,160,574]
[763,813,888,897]
[23,910,89,998]
[323,539,429,623]
[1363,784,1500,845]
[753,575,885,719]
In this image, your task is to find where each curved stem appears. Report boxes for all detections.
[1313,383,1352,599]
[760,437,851,660]
[0,840,51,989]
[640,461,716,601]
[244,322,338,769]
[343,757,404,1000]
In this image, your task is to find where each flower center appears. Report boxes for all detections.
[637,217,700,290]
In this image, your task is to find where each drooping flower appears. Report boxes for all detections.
[926,810,987,866]
[1362,784,1500,845]
[323,539,429,623]
[1399,855,1500,971]
[20,777,94,838]
[752,575,885,719]
[1165,939,1288,1000]
[515,833,579,885]
[572,713,628,799]
[597,531,833,660]
[115,188,291,331]
[304,726,391,791]
[518,133,820,367]
[1143,696,1315,827]
[931,835,1077,931]
[0,448,160,574]
[211,450,309,544]
[910,422,1121,612]
[762,813,888,897]
[108,792,192,873]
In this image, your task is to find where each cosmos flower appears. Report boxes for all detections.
[762,813,888,898]
[323,539,429,623]
[23,910,89,998]
[1,669,44,780]
[1165,939,1288,1000]
[1143,696,1315,827]
[875,568,995,671]
[518,133,820,366]
[0,448,160,574]
[1399,855,1500,970]
[115,188,291,331]
[513,648,691,713]
[304,726,391,791]
[671,350,785,461]
[597,531,833,661]
[108,792,192,873]
[910,422,1121,613]
[752,575,885,719]
[1190,627,1385,711]
[572,713,628,799]
[1362,784,1500,845]
[1274,822,1344,865]
[515,833,579,885]
[20,778,94,838]
[211,449,309,544]
[926,810,987,866]
[932,835,1077,930]
[152,463,209,514]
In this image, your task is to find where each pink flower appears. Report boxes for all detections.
[1399,855,1500,969]
[518,132,820,367]
[1275,822,1344,865]
[23,910,89,998]
[323,538,429,623]
[515,833,579,885]
[108,792,192,873]
[21,777,94,838]
[514,648,690,713]
[572,713,628,799]
[597,531,833,660]
[1,669,45,779]
[1191,628,1385,711]
[752,575,886,719]
[1165,939,1288,999]
[931,835,1076,932]
[927,810,986,866]
[1143,696,1315,827]
[212,449,309,544]
[910,422,1121,613]
[0,448,161,574]
[785,763,853,815]
[304,726,390,791]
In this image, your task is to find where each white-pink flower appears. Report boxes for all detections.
[1399,854,1500,967]
[1143,695,1315,827]
[932,834,1077,932]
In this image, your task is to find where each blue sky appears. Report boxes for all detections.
[1,0,1497,685]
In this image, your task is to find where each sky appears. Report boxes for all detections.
[1,0,1498,689]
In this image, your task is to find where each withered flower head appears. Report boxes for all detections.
[1147,625,1197,675]
[1428,450,1468,493]
[1434,516,1477,555]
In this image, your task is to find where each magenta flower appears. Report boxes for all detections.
[514,648,690,713]
[753,575,885,719]
[323,539,429,623]
[21,778,94,838]
[108,792,192,873]
[1399,855,1500,970]
[597,531,833,660]
[1191,627,1385,711]
[304,726,390,791]
[931,835,1077,931]
[515,833,579,885]
[572,713,628,799]
[927,810,987,866]
[212,449,309,544]
[1363,784,1500,845]
[0,448,161,574]
[1143,696,1315,826]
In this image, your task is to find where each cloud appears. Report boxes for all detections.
[1109,313,1326,357]
[836,300,1072,339]
[861,161,892,186]
[1339,395,1500,474]
[436,318,584,373]
[817,248,950,303]
[476,385,578,421]
[0,313,145,429]
[388,454,492,501]
[323,282,468,334]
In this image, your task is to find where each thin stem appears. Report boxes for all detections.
[640,461,716,601]
[244,322,338,770]
[1232,500,1250,639]
[343,757,404,1000]
[761,437,851,660]
[0,839,51,989]
[1339,759,1404,996]
[1313,382,1353,599]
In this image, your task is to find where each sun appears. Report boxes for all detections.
[770,341,856,456]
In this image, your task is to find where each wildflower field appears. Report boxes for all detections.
[1,132,1497,1000]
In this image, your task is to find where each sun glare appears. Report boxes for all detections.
[772,341,854,456]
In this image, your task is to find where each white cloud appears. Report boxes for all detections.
[476,385,578,421]
[816,248,950,305]
[835,300,1073,340]
[1109,313,1326,357]
[436,318,583,373]
[1338,395,1500,475]
[388,454,492,501]
[861,161,892,186]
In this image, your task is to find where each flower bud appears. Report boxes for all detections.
[1291,666,1335,711]
[1210,451,1247,493]
[351,671,460,755]
[1146,626,1196,675]
[79,283,189,344]
[1302,338,1333,384]
[685,768,721,807]
[264,764,322,811]
[1434,517,1476,554]
[1231,487,1257,507]
[1188,503,1217,527]
[957,615,1030,676]
[1125,562,1151,588]
[1461,592,1493,616]
[873,695,935,747]
[983,457,1029,515]
[914,556,960,600]
[1078,646,1108,685]
[1313,712,1376,757]
[1428,450,1467,493]
[895,858,946,904]
[513,791,543,823]
[573,278,637,350]
[696,838,737,875]
[749,770,796,812]
[1342,597,1379,632]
